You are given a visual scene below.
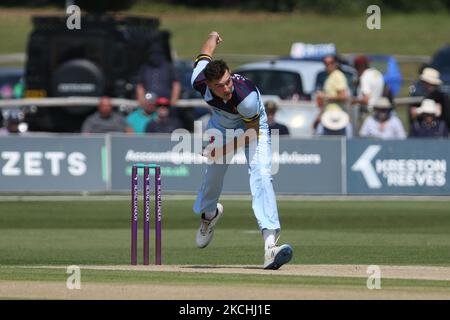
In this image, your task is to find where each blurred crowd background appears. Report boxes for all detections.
[0,0,449,140]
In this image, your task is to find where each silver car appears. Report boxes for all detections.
[234,58,356,100]
[234,59,325,100]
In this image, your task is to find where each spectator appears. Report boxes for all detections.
[351,55,385,112]
[407,63,430,123]
[0,112,24,136]
[409,67,450,129]
[314,55,350,129]
[315,55,350,110]
[81,96,132,134]
[145,97,183,133]
[127,92,160,134]
[136,46,181,107]
[359,97,406,139]
[408,63,430,97]
[264,100,289,136]
[316,103,353,138]
[410,99,449,138]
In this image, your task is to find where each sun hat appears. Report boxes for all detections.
[373,97,392,109]
[416,99,439,115]
[321,104,349,131]
[420,67,442,86]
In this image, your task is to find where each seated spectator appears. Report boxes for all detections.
[264,100,289,136]
[127,92,160,134]
[0,109,28,136]
[410,99,449,138]
[81,96,132,134]
[359,97,406,139]
[0,115,21,136]
[409,67,450,129]
[315,103,353,138]
[145,97,183,134]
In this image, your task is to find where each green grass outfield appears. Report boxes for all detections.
[1,198,450,266]
[0,197,449,299]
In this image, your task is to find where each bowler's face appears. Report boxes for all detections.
[207,70,233,101]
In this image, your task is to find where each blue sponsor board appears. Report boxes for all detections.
[273,137,343,194]
[109,134,215,192]
[347,139,450,195]
[0,135,106,191]
[110,134,344,194]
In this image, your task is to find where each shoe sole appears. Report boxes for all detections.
[264,245,293,270]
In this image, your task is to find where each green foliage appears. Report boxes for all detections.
[0,0,137,11]
[75,0,137,13]
[2,0,450,13]
[296,0,380,14]
[382,0,449,12]
[150,0,450,13]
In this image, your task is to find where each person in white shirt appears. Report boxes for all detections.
[352,55,385,112]
[359,97,406,139]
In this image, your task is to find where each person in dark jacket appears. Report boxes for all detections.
[410,99,449,138]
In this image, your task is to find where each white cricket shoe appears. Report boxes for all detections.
[263,244,293,270]
[196,203,224,248]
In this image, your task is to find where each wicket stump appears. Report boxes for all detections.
[131,163,161,265]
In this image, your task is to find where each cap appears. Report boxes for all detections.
[155,97,170,106]
[144,92,158,104]
[354,55,369,66]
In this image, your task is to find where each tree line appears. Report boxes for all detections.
[2,0,450,14]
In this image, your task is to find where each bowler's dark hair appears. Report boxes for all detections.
[204,60,229,82]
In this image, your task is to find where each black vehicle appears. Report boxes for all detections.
[24,14,173,132]
[172,59,211,131]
